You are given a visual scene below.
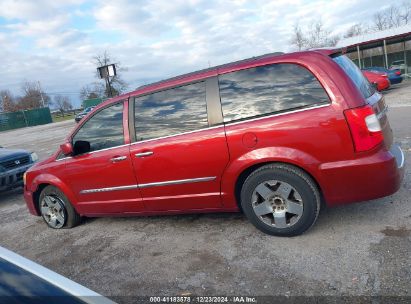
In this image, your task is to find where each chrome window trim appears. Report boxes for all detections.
[88,144,130,154]
[0,246,115,304]
[222,103,331,126]
[55,144,130,161]
[79,176,216,194]
[130,125,224,146]
[55,156,71,162]
[55,125,226,161]
[56,103,330,161]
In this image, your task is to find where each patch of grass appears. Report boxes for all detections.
[52,113,75,123]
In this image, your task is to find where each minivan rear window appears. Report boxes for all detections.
[333,55,375,99]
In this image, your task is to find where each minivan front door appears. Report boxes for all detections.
[129,81,229,211]
[63,101,143,214]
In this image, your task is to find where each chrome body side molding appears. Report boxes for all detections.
[80,185,138,194]
[138,176,216,189]
[80,176,217,194]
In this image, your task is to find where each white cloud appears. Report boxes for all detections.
[6,15,69,37]
[0,0,396,107]
[0,0,86,20]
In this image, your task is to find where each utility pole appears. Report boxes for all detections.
[97,64,116,98]
[105,77,113,98]
[37,81,45,107]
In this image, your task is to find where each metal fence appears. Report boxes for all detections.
[0,107,53,132]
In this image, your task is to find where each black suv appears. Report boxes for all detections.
[0,146,37,191]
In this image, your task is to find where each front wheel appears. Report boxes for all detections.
[39,185,81,229]
[240,164,321,237]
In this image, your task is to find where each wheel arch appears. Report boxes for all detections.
[33,183,49,215]
[31,174,78,214]
[220,146,326,209]
[233,161,325,211]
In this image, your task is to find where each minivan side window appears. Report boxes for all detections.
[134,81,208,141]
[219,63,330,123]
[72,102,124,152]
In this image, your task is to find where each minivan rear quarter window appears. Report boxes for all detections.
[134,81,208,141]
[219,63,330,123]
[333,55,375,99]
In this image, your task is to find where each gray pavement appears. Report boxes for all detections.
[0,82,410,300]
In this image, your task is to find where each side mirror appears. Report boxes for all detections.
[60,142,73,156]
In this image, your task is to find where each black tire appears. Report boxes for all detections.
[240,164,321,237]
[39,185,81,229]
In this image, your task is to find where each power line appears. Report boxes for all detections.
[44,92,80,95]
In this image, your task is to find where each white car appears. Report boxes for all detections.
[389,60,407,73]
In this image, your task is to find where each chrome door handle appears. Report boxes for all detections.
[135,151,154,158]
[110,156,127,163]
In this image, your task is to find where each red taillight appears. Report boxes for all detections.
[382,74,388,78]
[344,105,384,152]
[395,71,401,75]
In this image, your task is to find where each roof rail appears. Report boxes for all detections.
[136,51,284,90]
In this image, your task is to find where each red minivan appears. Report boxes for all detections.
[23,49,405,236]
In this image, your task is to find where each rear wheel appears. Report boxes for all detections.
[39,186,81,229]
[240,164,321,236]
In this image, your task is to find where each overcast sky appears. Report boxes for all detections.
[0,0,396,107]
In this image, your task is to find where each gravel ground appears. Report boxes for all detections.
[0,82,410,302]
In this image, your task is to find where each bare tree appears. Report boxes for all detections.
[79,51,128,100]
[93,50,128,97]
[0,90,16,113]
[373,3,411,30]
[291,24,306,51]
[402,1,411,24]
[18,81,50,110]
[387,5,402,28]
[53,95,72,117]
[290,20,339,50]
[374,12,387,30]
[344,23,368,38]
[80,82,106,100]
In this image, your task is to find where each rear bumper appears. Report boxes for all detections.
[389,143,405,168]
[319,144,405,206]
[0,164,32,192]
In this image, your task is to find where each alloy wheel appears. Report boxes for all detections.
[251,180,303,228]
[40,195,66,229]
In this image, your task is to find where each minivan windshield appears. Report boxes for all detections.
[333,55,375,99]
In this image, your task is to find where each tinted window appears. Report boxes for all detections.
[333,55,375,99]
[219,63,330,123]
[134,82,208,141]
[73,102,124,152]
